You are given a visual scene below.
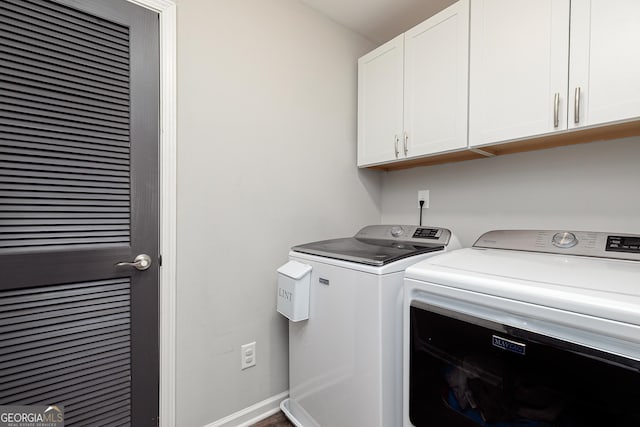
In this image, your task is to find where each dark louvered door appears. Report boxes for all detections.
[0,0,159,426]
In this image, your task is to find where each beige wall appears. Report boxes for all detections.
[174,0,378,425]
[381,138,640,246]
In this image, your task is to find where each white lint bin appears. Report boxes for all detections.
[277,260,312,321]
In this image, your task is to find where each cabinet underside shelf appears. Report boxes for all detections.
[369,120,640,171]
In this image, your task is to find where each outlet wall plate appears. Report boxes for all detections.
[418,190,430,208]
[241,342,256,370]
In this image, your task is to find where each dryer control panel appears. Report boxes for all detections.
[606,235,640,254]
[474,230,640,261]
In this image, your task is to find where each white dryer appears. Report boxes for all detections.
[403,230,640,427]
[279,225,460,427]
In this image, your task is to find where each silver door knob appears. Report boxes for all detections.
[116,254,152,271]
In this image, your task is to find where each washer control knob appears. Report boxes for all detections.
[552,232,578,248]
[390,226,404,237]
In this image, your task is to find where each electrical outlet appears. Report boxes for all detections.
[241,342,256,370]
[418,190,430,208]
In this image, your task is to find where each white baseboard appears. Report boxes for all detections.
[204,391,288,427]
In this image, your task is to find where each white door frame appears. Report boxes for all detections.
[125,1,177,426]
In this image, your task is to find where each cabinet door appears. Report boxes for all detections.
[469,0,570,147]
[569,0,640,128]
[404,0,469,157]
[357,35,404,167]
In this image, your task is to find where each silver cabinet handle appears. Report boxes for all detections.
[116,254,152,271]
[553,93,560,128]
[403,132,408,156]
[394,135,400,158]
[574,87,581,124]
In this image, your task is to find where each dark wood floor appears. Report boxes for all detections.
[250,411,294,427]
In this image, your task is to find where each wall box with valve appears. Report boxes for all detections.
[277,260,312,321]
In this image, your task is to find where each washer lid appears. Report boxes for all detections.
[291,224,452,266]
[292,237,444,266]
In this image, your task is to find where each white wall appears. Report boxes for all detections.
[174,0,379,425]
[381,138,640,247]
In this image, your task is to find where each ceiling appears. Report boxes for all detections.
[299,0,457,44]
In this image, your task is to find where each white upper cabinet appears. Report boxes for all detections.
[569,0,640,129]
[470,0,640,148]
[403,0,469,158]
[469,0,570,147]
[358,0,469,167]
[357,35,404,166]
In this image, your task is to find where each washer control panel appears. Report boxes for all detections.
[390,226,404,237]
[412,227,442,239]
[355,225,450,245]
[474,230,640,261]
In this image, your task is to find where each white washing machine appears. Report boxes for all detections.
[403,230,640,427]
[279,225,461,427]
